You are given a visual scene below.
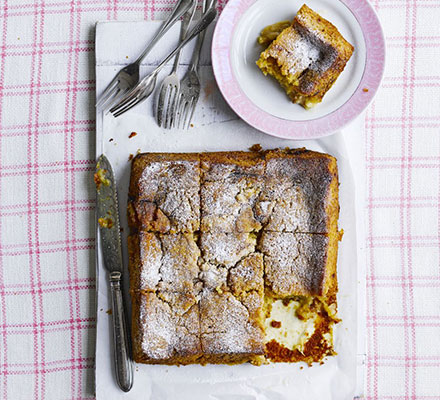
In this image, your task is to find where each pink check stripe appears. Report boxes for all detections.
[365,0,440,399]
[0,0,439,399]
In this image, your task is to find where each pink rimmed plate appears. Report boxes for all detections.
[211,0,385,139]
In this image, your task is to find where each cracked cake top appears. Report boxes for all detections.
[129,153,200,233]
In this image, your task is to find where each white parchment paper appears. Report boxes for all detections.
[95,21,365,399]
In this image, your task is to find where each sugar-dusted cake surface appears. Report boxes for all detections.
[128,153,200,233]
[128,148,341,365]
[256,4,354,109]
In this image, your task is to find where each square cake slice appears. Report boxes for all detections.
[256,4,354,109]
[258,230,340,364]
[128,153,200,233]
[199,289,265,364]
[200,152,265,232]
[128,232,200,296]
[257,149,339,235]
[258,231,338,298]
[132,292,202,364]
[199,252,265,364]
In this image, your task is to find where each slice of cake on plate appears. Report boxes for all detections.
[257,4,354,109]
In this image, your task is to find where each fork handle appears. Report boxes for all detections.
[190,0,216,72]
[154,6,217,75]
[135,0,194,65]
[172,0,197,72]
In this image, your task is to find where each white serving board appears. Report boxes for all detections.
[95,20,366,400]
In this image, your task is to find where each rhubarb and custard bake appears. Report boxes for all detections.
[127,148,341,365]
[256,4,354,109]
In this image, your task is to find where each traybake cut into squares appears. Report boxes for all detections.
[127,148,341,365]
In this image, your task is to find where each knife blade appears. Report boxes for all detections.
[96,155,123,273]
[96,154,133,392]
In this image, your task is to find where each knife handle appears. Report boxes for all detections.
[109,271,133,392]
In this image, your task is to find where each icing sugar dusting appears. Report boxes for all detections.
[259,232,328,296]
[137,233,200,293]
[139,233,161,291]
[200,232,256,267]
[139,294,200,359]
[199,263,228,290]
[287,36,320,74]
[138,160,200,232]
[158,234,200,291]
[140,295,174,359]
[200,290,263,354]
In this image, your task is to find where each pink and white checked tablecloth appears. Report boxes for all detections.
[0,0,439,399]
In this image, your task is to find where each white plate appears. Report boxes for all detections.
[212,0,385,138]
[231,0,366,121]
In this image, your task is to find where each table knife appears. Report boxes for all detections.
[96,154,133,392]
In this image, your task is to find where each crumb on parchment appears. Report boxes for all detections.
[270,320,282,328]
[129,131,137,139]
[249,144,262,152]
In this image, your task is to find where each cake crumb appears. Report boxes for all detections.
[129,131,137,139]
[94,168,110,191]
[338,229,344,241]
[106,309,112,315]
[190,123,194,128]
[363,88,369,92]
[270,320,282,328]
[109,138,114,142]
[282,298,291,306]
[98,217,114,229]
[249,144,262,152]
[128,154,134,161]
[136,148,141,154]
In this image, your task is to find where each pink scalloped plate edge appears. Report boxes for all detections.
[211,0,385,139]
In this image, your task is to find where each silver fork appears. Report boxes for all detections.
[109,6,217,118]
[156,0,197,129]
[95,0,194,111]
[175,0,216,129]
